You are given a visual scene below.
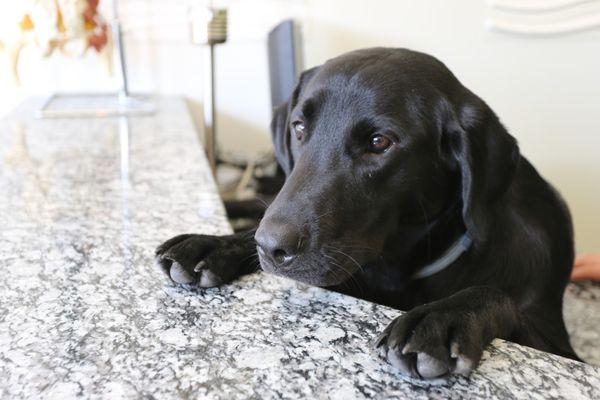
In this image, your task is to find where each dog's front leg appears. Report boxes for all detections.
[375,286,520,379]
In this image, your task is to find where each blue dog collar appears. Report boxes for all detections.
[411,234,472,279]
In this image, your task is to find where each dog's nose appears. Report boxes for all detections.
[255,222,302,267]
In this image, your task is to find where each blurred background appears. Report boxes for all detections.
[1,0,598,252]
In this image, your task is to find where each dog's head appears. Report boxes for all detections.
[256,48,520,286]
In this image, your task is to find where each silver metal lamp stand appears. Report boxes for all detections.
[190,4,227,174]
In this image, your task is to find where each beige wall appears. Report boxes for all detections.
[1,0,598,251]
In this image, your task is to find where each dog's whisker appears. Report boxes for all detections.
[241,252,259,263]
[299,209,335,234]
[322,251,365,297]
[335,243,379,254]
[313,209,334,222]
[327,259,365,297]
[251,259,261,272]
[326,246,365,275]
[257,197,269,208]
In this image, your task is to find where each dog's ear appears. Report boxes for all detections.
[270,66,320,175]
[441,94,520,246]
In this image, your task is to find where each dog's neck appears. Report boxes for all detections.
[390,200,467,271]
[329,202,469,309]
[346,202,467,306]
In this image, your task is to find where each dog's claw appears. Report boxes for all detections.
[401,342,414,355]
[450,342,460,359]
[194,260,207,273]
[373,331,388,348]
[170,261,195,284]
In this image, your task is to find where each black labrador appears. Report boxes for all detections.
[156,48,579,379]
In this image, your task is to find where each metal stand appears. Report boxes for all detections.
[203,45,217,173]
[190,4,227,174]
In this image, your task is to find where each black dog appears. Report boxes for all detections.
[156,48,579,379]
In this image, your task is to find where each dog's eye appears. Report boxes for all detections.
[368,134,392,153]
[292,121,306,140]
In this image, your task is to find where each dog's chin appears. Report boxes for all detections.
[258,256,349,287]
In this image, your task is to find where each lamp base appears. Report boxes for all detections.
[35,93,155,119]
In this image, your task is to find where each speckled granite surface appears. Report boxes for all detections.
[1,97,599,399]
[565,281,600,366]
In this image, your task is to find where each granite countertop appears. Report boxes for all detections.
[1,97,599,399]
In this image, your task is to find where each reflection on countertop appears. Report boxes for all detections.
[1,97,599,399]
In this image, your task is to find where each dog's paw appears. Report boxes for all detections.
[374,305,484,379]
[155,234,255,288]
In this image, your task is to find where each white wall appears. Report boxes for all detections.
[1,0,598,252]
